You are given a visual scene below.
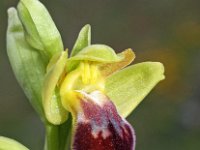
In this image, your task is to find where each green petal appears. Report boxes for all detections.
[7,8,46,119]
[43,51,68,125]
[68,44,123,63]
[67,25,91,72]
[70,24,91,57]
[100,48,135,77]
[105,62,165,118]
[17,0,63,59]
[0,136,29,150]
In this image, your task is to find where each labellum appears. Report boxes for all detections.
[72,91,135,150]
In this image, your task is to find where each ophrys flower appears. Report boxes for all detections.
[6,0,165,149]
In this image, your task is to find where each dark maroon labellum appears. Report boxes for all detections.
[72,91,135,150]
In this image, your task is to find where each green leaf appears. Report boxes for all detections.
[17,0,63,59]
[68,44,123,63]
[7,7,46,119]
[105,62,165,118]
[70,24,91,57]
[42,51,68,125]
[0,136,29,150]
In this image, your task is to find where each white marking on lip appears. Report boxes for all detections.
[89,91,108,107]
[77,112,90,123]
[76,90,108,107]
[92,126,111,139]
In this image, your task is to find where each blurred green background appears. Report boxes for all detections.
[1,0,200,149]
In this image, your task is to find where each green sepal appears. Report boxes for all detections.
[0,136,29,150]
[17,0,63,59]
[7,7,46,119]
[106,62,165,118]
[42,51,69,125]
[68,44,123,63]
[70,24,91,57]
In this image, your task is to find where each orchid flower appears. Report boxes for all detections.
[5,0,165,150]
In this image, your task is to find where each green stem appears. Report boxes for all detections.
[44,123,59,150]
[44,115,72,150]
[59,115,72,150]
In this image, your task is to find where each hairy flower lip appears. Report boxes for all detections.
[71,91,136,150]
